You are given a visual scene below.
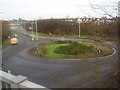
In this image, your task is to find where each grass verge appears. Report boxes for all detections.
[2,39,10,48]
[26,30,119,42]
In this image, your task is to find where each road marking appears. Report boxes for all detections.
[97,47,116,59]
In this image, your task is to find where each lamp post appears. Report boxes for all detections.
[30,21,34,40]
[21,21,26,34]
[30,21,34,41]
[32,22,34,40]
[35,20,38,40]
[77,18,82,37]
[19,21,22,32]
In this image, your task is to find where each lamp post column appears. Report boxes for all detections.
[77,18,82,38]
[35,20,38,40]
[79,22,80,37]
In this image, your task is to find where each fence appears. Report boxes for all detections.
[0,70,49,89]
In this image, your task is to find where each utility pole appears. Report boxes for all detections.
[32,23,33,36]
[35,20,38,40]
[22,21,25,34]
[79,21,80,37]
[31,22,34,41]
[77,18,82,37]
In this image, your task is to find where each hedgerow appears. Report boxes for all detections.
[54,42,96,55]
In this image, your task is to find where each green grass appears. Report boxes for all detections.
[79,42,96,46]
[29,41,113,59]
[45,44,68,58]
[44,42,96,59]
[0,45,2,48]
[2,39,10,48]
[104,37,119,42]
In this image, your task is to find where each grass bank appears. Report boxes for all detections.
[1,39,10,48]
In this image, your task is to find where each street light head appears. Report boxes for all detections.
[77,18,82,23]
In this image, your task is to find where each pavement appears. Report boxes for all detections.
[2,30,118,88]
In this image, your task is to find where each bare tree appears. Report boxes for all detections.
[88,0,118,18]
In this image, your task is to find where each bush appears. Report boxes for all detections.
[38,46,47,57]
[54,42,96,55]
[54,40,72,44]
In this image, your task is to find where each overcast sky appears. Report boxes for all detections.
[0,0,119,20]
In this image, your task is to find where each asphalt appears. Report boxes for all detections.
[2,30,118,88]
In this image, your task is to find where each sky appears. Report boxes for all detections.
[0,0,119,20]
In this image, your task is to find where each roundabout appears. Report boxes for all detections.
[28,40,115,60]
[3,32,118,88]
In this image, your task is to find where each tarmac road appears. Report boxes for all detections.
[2,30,118,88]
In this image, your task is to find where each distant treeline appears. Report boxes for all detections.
[25,18,118,37]
[1,21,11,42]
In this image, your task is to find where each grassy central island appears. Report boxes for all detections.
[28,41,114,59]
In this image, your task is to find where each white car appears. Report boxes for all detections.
[30,34,32,37]
[14,34,18,37]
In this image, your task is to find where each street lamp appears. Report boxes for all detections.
[30,21,34,40]
[21,21,26,34]
[77,18,82,37]
[23,22,26,34]
[19,21,23,32]
[31,22,34,40]
[35,20,38,40]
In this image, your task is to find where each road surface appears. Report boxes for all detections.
[2,31,118,88]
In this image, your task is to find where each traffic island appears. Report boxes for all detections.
[28,41,114,59]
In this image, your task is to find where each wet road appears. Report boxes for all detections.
[2,31,118,88]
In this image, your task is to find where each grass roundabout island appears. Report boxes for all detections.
[28,41,114,59]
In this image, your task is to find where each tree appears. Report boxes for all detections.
[2,21,11,42]
[89,0,118,18]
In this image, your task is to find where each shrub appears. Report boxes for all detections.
[38,46,47,57]
[54,42,96,55]
[54,40,72,44]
